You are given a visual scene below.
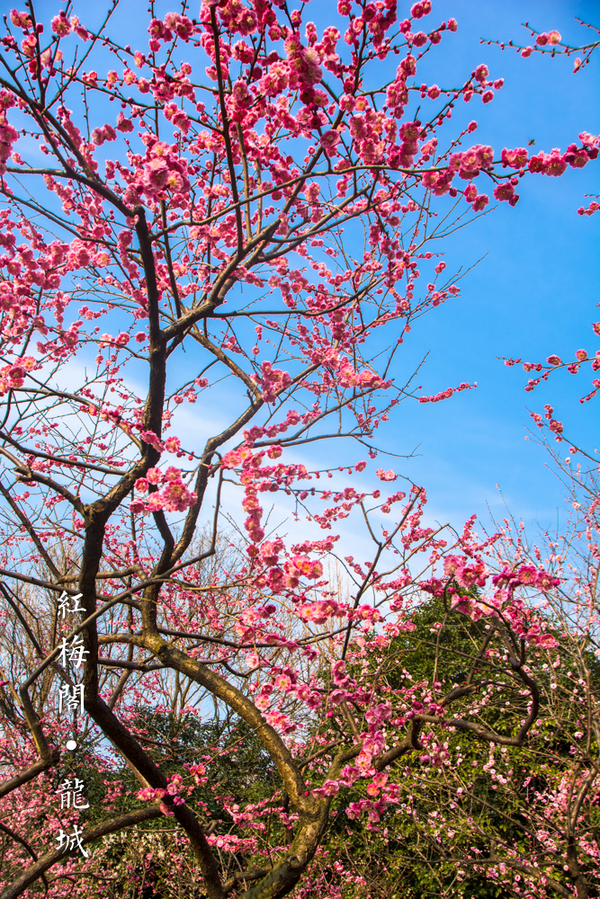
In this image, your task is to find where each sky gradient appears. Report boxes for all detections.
[361,1,600,535]
[31,0,600,543]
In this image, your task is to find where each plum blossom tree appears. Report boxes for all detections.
[485,17,600,76]
[307,539,600,899]
[0,1,597,898]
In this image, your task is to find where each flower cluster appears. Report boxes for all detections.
[0,116,18,175]
[253,361,292,403]
[418,382,474,403]
[132,467,197,514]
[0,356,38,396]
[148,12,195,51]
[529,141,597,177]
[420,558,560,644]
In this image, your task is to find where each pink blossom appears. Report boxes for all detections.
[51,13,71,36]
[321,130,341,155]
[517,565,537,585]
[304,182,321,204]
[536,633,559,648]
[376,468,397,482]
[141,430,165,451]
[160,478,197,513]
[289,555,323,580]
[529,150,568,177]
[260,541,280,566]
[411,1,430,19]
[493,183,516,203]
[535,570,560,591]
[117,113,134,133]
[444,555,463,577]
[501,147,529,169]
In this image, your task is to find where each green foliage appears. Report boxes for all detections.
[84,709,282,897]
[309,595,600,898]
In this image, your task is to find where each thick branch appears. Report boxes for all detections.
[0,806,163,899]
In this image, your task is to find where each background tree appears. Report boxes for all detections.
[306,591,599,898]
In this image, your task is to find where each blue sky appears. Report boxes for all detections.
[360,0,600,534]
[275,0,600,538]
[21,0,600,542]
